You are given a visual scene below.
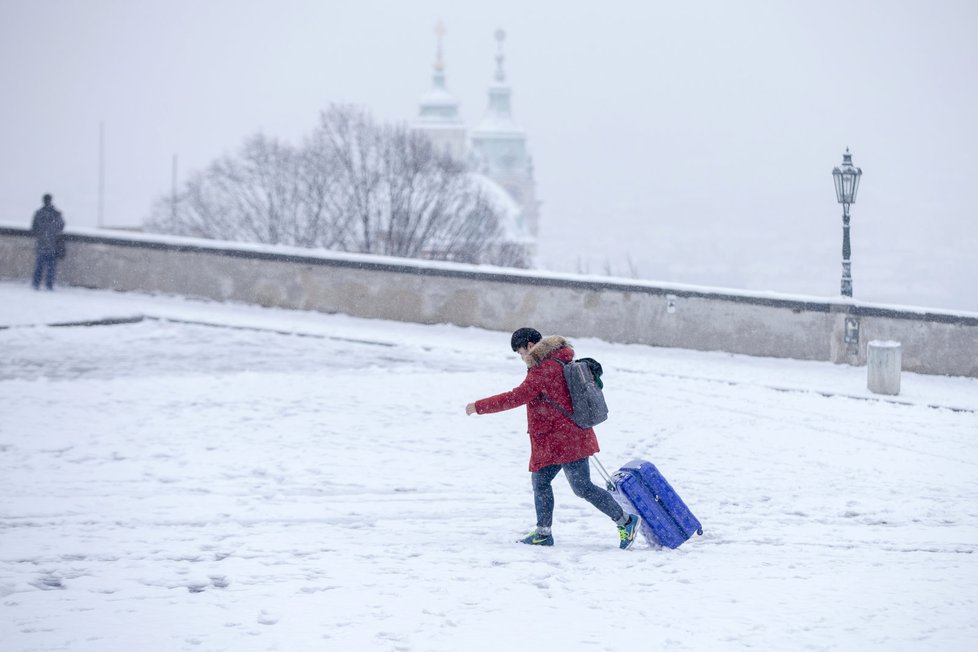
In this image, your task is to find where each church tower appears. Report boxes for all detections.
[413,21,467,160]
[469,29,540,238]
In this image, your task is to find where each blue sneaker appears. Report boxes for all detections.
[618,514,640,549]
[519,530,554,546]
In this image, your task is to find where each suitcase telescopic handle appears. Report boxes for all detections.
[590,455,615,492]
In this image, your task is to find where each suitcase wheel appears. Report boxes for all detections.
[696,528,703,536]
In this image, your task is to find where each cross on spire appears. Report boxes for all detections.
[434,20,446,71]
[494,28,507,82]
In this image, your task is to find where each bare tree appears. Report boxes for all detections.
[147,134,323,246]
[148,103,529,267]
[305,104,384,252]
[309,104,525,265]
[377,120,504,262]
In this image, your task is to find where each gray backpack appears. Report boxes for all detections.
[542,357,609,428]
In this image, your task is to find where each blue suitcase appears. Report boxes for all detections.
[612,459,703,549]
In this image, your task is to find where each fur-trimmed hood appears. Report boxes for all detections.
[524,335,572,368]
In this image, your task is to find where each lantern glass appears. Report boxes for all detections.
[832,149,862,205]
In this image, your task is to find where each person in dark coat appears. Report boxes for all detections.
[31,194,65,290]
[466,327,640,548]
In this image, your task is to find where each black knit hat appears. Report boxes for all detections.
[510,327,542,351]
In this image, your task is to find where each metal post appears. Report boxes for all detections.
[841,202,852,297]
[832,148,862,299]
[171,154,178,222]
[98,121,105,228]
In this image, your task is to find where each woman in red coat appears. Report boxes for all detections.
[466,328,639,548]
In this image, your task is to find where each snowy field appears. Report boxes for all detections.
[1,280,977,651]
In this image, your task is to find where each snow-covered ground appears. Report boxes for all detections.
[1,281,976,651]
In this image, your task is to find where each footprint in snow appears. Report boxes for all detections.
[31,576,64,590]
[257,610,279,625]
[209,575,230,588]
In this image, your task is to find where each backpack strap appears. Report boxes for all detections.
[540,393,575,422]
[538,357,575,422]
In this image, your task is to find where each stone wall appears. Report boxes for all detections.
[2,225,976,377]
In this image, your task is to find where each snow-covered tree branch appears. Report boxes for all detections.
[147,104,528,268]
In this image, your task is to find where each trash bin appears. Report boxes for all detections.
[867,340,901,395]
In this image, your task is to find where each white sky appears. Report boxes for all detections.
[1,0,976,309]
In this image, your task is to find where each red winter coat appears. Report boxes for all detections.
[474,336,600,472]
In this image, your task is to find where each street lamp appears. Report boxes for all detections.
[832,148,862,297]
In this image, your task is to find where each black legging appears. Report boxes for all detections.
[531,456,625,528]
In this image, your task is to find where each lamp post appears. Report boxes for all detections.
[832,148,862,297]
